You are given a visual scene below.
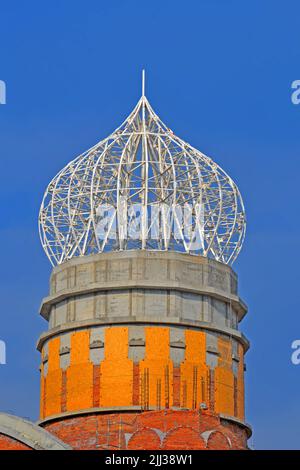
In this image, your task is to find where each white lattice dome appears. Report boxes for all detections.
[39,81,246,266]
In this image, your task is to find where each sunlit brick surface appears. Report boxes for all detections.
[40,326,245,421]
[43,410,248,450]
[0,434,32,450]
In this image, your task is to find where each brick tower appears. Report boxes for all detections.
[37,76,250,450]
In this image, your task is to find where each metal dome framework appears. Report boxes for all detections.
[39,79,246,267]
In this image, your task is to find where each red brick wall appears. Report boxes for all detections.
[0,433,32,450]
[43,410,248,450]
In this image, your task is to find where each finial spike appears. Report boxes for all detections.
[142,69,145,97]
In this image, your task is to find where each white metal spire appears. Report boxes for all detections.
[39,86,246,267]
[142,69,145,97]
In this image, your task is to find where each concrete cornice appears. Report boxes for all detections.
[36,317,250,352]
[37,407,252,438]
[219,414,252,438]
[40,283,247,322]
[0,413,71,450]
[50,249,238,275]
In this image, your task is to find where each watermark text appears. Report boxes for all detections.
[0,340,6,365]
[0,80,6,105]
[291,80,300,105]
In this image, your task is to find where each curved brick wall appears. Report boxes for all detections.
[0,413,72,450]
[0,434,32,450]
[40,326,245,422]
[43,410,249,450]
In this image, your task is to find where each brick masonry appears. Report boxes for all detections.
[40,327,245,422]
[0,434,32,450]
[43,410,249,450]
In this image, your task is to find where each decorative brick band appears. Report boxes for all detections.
[42,409,250,450]
[40,326,245,424]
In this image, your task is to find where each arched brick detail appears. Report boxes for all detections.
[43,409,249,450]
[163,427,206,450]
[127,428,161,450]
[207,430,231,449]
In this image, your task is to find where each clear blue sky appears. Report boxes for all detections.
[0,0,299,450]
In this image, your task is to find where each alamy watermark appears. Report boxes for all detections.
[0,340,6,365]
[0,80,6,104]
[291,80,300,104]
[291,340,300,365]
[0,80,7,362]
[95,200,205,250]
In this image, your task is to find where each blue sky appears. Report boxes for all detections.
[0,0,299,449]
